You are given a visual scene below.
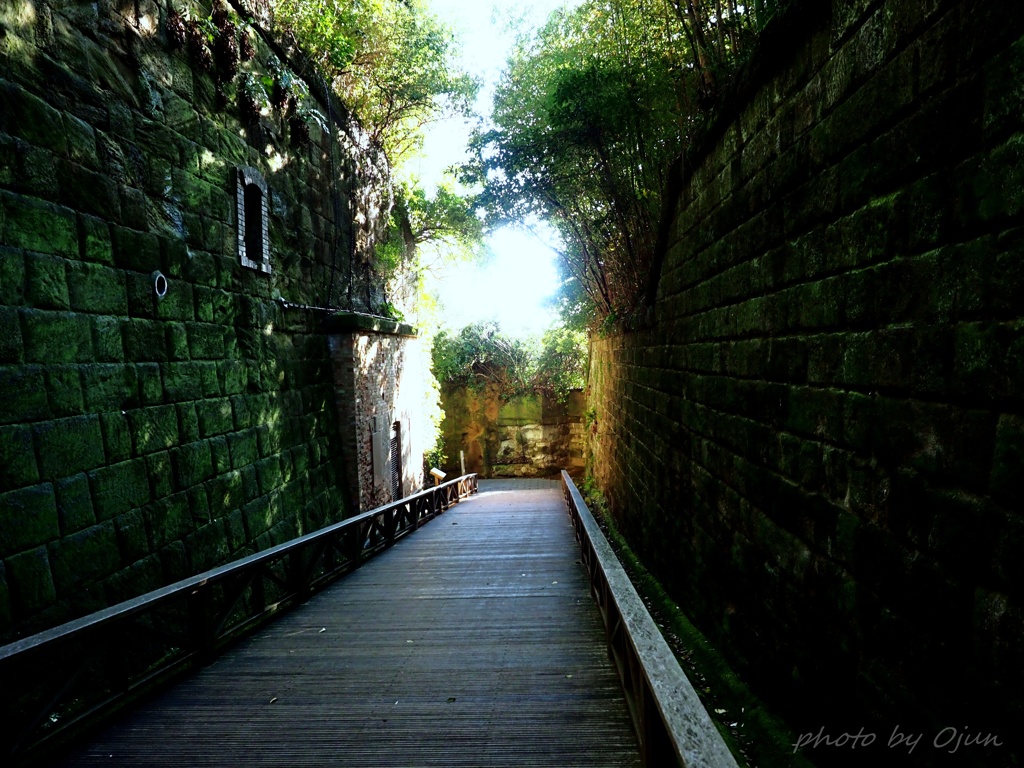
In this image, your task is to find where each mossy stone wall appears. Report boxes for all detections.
[588,0,1024,759]
[0,1,391,641]
[439,386,584,478]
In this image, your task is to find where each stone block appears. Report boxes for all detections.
[101,410,132,464]
[135,118,180,163]
[162,360,219,402]
[186,522,229,572]
[92,315,125,362]
[208,436,229,477]
[0,423,38,488]
[196,397,233,437]
[184,250,218,286]
[0,483,59,557]
[188,483,210,526]
[146,450,174,500]
[123,318,167,362]
[136,362,163,405]
[145,493,193,550]
[48,519,121,596]
[68,261,128,314]
[166,321,190,361]
[114,509,149,564]
[1,192,77,257]
[154,279,195,321]
[34,415,105,479]
[55,472,96,536]
[6,546,56,615]
[0,247,26,305]
[81,363,137,412]
[991,414,1024,503]
[64,112,99,169]
[0,306,24,363]
[129,404,179,455]
[22,309,92,363]
[57,160,121,221]
[255,456,282,495]
[89,458,150,520]
[194,285,214,323]
[45,365,84,416]
[25,252,70,310]
[0,561,10,626]
[159,539,189,582]
[225,509,246,551]
[0,364,50,424]
[241,465,259,502]
[119,186,147,230]
[207,469,243,517]
[190,323,228,362]
[0,81,67,153]
[103,554,162,605]
[172,440,214,488]
[79,213,114,265]
[112,225,162,273]
[220,360,246,395]
[257,423,282,457]
[227,429,258,471]
[170,401,196,444]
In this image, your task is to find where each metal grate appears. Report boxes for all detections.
[389,421,401,500]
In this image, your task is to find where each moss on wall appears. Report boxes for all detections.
[439,385,584,478]
[0,0,394,642]
[587,1,1024,763]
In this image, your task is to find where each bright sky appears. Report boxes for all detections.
[410,0,576,338]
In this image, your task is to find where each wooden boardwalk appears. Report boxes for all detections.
[54,479,641,767]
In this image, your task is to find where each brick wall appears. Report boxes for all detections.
[588,0,1024,759]
[0,1,394,641]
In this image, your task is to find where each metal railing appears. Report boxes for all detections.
[0,474,478,763]
[561,471,739,768]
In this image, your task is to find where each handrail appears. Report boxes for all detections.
[561,471,738,768]
[0,473,478,763]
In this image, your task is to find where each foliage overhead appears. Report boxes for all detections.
[432,322,587,402]
[464,0,787,325]
[273,0,479,165]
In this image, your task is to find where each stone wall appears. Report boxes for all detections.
[440,386,584,478]
[0,0,394,641]
[325,313,429,512]
[587,0,1024,758]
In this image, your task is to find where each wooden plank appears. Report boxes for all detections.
[562,472,739,768]
[53,480,641,767]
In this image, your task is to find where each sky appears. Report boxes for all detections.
[409,0,576,338]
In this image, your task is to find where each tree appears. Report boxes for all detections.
[465,0,787,326]
[274,0,479,165]
[432,321,586,403]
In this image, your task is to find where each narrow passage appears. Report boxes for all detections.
[56,479,641,767]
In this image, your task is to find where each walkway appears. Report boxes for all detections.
[54,479,641,767]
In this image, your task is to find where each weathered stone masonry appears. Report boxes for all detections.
[439,386,584,479]
[588,0,1024,755]
[0,0,398,642]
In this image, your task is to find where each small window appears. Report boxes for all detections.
[236,166,270,273]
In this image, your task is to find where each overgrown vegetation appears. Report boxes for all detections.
[273,0,479,166]
[432,322,587,402]
[464,0,789,326]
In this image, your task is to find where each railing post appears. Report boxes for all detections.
[187,586,216,663]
